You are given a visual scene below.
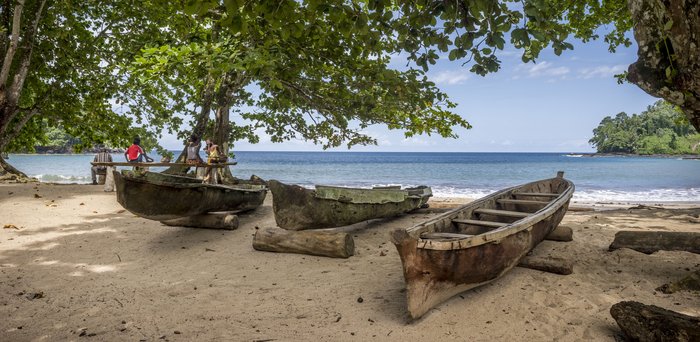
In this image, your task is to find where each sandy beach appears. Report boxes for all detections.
[1,182,698,341]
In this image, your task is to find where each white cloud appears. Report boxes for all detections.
[401,137,434,146]
[430,70,470,85]
[578,65,627,79]
[516,61,570,79]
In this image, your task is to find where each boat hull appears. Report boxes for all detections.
[114,171,267,221]
[269,180,432,230]
[391,175,574,319]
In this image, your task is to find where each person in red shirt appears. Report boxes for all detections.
[124,137,153,163]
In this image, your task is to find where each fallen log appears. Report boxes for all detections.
[252,227,354,258]
[568,206,595,212]
[161,213,239,230]
[545,225,573,242]
[656,269,700,294]
[517,255,573,275]
[608,231,700,254]
[610,301,700,342]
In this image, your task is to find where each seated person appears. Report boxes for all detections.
[203,141,223,183]
[124,137,154,163]
[186,134,204,165]
[91,146,113,185]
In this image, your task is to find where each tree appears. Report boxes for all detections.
[131,1,470,179]
[0,1,186,179]
[589,100,699,154]
[1,0,473,180]
[197,0,698,131]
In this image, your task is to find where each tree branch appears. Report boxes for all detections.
[5,0,44,109]
[0,106,37,149]
[0,0,24,89]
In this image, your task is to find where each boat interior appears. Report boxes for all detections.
[121,170,267,190]
[417,177,570,240]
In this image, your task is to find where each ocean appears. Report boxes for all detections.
[6,151,700,202]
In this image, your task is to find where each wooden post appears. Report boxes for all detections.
[610,301,700,341]
[161,213,239,230]
[545,225,573,242]
[103,166,115,192]
[609,231,700,254]
[252,227,354,258]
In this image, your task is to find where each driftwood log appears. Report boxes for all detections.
[161,213,239,230]
[252,227,354,258]
[656,269,700,294]
[609,231,700,254]
[517,255,573,275]
[610,301,700,342]
[545,225,573,242]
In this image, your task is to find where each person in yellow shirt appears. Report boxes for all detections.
[203,140,221,183]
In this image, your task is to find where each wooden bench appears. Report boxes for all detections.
[90,161,238,191]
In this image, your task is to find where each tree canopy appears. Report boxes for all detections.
[195,0,698,130]
[1,0,699,179]
[589,100,700,154]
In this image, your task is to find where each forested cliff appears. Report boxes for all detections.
[589,101,700,155]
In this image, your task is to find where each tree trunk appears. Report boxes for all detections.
[161,213,239,230]
[162,75,214,175]
[626,0,700,131]
[252,227,355,258]
[0,154,29,181]
[608,231,700,254]
[610,301,700,342]
[213,81,236,183]
[0,0,46,181]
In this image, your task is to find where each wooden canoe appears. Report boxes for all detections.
[114,170,267,221]
[391,172,574,319]
[268,180,432,230]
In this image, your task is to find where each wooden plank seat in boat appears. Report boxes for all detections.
[473,208,530,218]
[497,199,550,205]
[420,232,474,239]
[451,219,506,228]
[512,192,559,198]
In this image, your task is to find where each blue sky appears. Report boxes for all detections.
[162,36,658,153]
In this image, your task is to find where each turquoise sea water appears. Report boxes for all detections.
[6,151,700,202]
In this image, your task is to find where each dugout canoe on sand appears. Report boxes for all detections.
[391,172,574,319]
[113,170,267,221]
[268,180,432,230]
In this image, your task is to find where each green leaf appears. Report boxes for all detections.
[663,19,673,31]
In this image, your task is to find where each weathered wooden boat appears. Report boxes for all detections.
[114,170,267,221]
[268,180,432,230]
[391,172,574,319]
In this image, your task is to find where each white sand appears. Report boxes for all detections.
[1,183,698,341]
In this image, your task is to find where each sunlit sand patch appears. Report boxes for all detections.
[33,259,120,275]
[35,242,60,250]
[37,260,59,265]
[87,265,116,273]
[0,263,17,268]
[0,227,117,254]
